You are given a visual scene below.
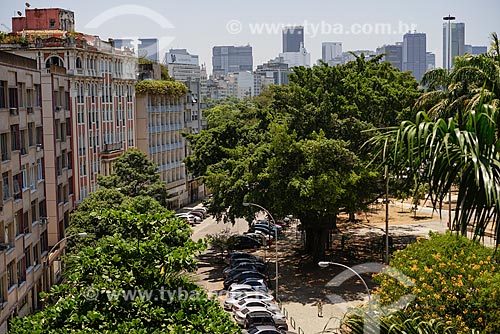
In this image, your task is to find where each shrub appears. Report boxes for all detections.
[373,232,500,333]
[135,80,188,97]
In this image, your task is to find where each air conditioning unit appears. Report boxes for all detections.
[27,106,34,114]
[55,106,62,112]
[9,107,18,116]
[40,217,48,225]
[36,144,43,152]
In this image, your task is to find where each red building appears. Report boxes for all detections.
[12,8,75,32]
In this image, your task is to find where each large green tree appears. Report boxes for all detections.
[186,58,421,258]
[98,149,170,206]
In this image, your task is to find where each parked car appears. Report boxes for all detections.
[235,307,287,329]
[236,279,268,293]
[227,235,262,251]
[188,210,204,220]
[230,257,265,268]
[243,326,283,334]
[223,291,275,310]
[224,262,267,277]
[175,213,201,223]
[174,214,196,225]
[253,222,283,232]
[225,252,263,265]
[224,271,266,290]
[245,232,271,246]
[232,299,281,314]
[226,284,261,297]
[243,311,276,329]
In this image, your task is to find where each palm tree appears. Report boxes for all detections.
[415,33,500,124]
[370,100,500,247]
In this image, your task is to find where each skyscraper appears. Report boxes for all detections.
[465,44,488,55]
[322,42,343,65]
[426,52,436,70]
[376,43,403,71]
[138,38,159,62]
[443,22,465,69]
[403,32,427,82]
[212,45,253,77]
[283,26,304,53]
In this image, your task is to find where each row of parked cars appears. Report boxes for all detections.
[222,251,295,334]
[226,219,286,251]
[174,206,209,225]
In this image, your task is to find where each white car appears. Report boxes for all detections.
[223,291,274,310]
[226,284,258,298]
[175,213,201,223]
[233,306,287,328]
[232,298,281,314]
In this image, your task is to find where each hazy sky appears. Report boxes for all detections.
[2,0,499,73]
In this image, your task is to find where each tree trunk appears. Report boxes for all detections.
[303,215,337,261]
[348,212,356,222]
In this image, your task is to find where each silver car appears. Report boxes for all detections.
[223,291,275,310]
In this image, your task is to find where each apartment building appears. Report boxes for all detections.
[0,51,48,334]
[2,7,137,203]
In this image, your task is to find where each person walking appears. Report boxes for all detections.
[317,299,323,317]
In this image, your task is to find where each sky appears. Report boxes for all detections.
[1,0,499,74]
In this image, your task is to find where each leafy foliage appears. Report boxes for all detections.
[135,80,188,97]
[373,232,500,333]
[186,58,421,258]
[98,149,170,206]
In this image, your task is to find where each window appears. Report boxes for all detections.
[21,165,28,190]
[13,173,22,200]
[18,83,25,108]
[40,231,48,254]
[17,259,26,286]
[68,177,73,195]
[2,173,10,201]
[31,200,37,223]
[10,125,20,151]
[0,275,5,303]
[20,129,27,155]
[55,120,61,140]
[67,151,72,170]
[8,87,18,109]
[49,19,56,28]
[14,210,23,236]
[76,57,82,69]
[0,133,9,161]
[36,127,43,145]
[39,200,46,220]
[34,84,41,107]
[23,211,29,234]
[28,123,34,146]
[37,159,43,181]
[33,243,39,267]
[0,81,6,108]
[30,165,36,191]
[7,261,15,289]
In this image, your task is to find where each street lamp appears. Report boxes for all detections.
[443,14,455,229]
[318,261,371,302]
[45,233,88,287]
[243,202,279,301]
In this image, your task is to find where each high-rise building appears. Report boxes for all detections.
[322,42,343,66]
[212,45,253,77]
[403,32,427,82]
[426,52,436,70]
[443,22,465,69]
[165,49,201,82]
[112,39,135,51]
[255,57,291,86]
[465,44,488,56]
[283,26,304,53]
[376,43,403,71]
[280,43,311,68]
[0,51,49,332]
[138,38,159,63]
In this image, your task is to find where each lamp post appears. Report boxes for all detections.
[443,14,455,230]
[318,261,371,302]
[243,202,279,301]
[45,233,87,288]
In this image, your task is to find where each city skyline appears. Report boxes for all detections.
[0,1,498,72]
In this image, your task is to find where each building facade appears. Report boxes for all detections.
[212,45,253,77]
[376,44,403,71]
[283,26,304,53]
[138,38,159,63]
[165,49,201,82]
[443,22,465,69]
[465,44,488,56]
[402,32,427,82]
[426,52,436,70]
[322,42,343,66]
[0,51,48,334]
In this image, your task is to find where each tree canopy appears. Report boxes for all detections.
[185,58,421,258]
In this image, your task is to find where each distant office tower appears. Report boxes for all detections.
[376,43,403,71]
[403,32,427,82]
[443,22,465,69]
[465,44,488,55]
[112,39,134,50]
[255,57,291,85]
[138,38,159,62]
[212,45,253,77]
[426,52,436,70]
[165,49,201,82]
[279,42,310,68]
[283,26,304,52]
[322,42,343,65]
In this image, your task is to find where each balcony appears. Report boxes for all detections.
[101,143,123,161]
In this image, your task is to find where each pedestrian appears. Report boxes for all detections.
[317,299,323,317]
